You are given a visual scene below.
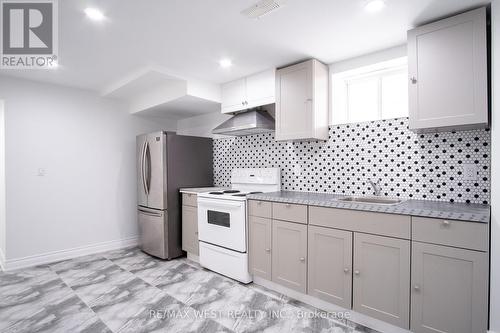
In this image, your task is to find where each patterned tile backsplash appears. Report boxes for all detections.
[213,117,491,205]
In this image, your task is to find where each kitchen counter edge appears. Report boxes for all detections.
[247,191,490,223]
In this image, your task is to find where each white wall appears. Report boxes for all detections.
[329,44,407,74]
[490,2,500,332]
[0,99,5,268]
[177,112,231,138]
[0,76,176,265]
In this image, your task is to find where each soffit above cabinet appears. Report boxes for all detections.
[102,66,221,120]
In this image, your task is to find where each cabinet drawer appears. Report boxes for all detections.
[412,217,488,252]
[248,200,272,218]
[272,203,308,224]
[309,206,410,239]
[182,193,197,207]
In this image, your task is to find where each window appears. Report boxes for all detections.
[331,57,408,125]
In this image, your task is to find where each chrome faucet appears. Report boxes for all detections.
[368,179,382,196]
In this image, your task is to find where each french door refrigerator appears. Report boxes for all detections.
[137,131,213,259]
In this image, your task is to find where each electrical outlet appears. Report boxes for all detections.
[462,164,479,181]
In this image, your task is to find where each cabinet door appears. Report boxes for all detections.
[182,205,199,255]
[353,233,410,329]
[308,226,352,309]
[246,69,275,108]
[272,220,307,293]
[221,78,247,113]
[249,216,272,280]
[275,60,313,140]
[411,242,488,333]
[407,7,488,132]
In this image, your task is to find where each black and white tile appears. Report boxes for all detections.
[213,117,491,204]
[0,248,379,333]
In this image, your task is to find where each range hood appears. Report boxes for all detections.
[212,110,275,136]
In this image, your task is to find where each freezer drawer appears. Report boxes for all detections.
[138,207,167,259]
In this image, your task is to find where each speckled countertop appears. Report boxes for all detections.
[179,187,228,194]
[247,191,490,223]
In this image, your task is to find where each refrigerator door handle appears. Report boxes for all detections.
[141,140,148,196]
[145,141,151,194]
[138,207,163,218]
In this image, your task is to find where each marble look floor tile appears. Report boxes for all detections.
[2,294,111,333]
[86,276,164,332]
[51,257,121,289]
[0,247,380,333]
[49,254,106,274]
[116,292,232,333]
[0,268,110,333]
[186,276,256,331]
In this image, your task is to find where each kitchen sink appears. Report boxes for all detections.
[335,196,405,205]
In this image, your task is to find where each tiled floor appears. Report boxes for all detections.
[0,247,379,333]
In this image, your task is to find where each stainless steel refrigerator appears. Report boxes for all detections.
[137,131,213,259]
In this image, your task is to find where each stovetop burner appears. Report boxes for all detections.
[209,191,224,195]
[223,190,240,194]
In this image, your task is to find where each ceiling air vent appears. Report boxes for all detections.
[241,0,287,19]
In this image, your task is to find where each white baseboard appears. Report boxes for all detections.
[0,246,5,271]
[3,236,139,271]
[253,276,411,333]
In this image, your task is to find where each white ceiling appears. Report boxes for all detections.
[0,0,491,92]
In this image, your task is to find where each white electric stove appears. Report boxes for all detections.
[197,168,280,283]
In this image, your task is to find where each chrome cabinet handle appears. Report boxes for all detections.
[354,270,360,276]
[344,267,350,273]
[299,257,305,262]
[265,248,271,253]
[442,220,450,227]
[286,204,291,208]
[414,285,421,291]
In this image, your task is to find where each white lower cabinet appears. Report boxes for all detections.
[248,216,272,280]
[410,242,489,333]
[271,220,308,293]
[307,225,353,309]
[353,233,410,329]
[248,203,489,332]
[181,205,199,255]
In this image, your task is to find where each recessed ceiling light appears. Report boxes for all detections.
[364,0,386,12]
[84,8,105,21]
[219,58,233,68]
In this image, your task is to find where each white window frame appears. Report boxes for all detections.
[331,57,408,125]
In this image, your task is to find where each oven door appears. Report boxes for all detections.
[197,197,247,253]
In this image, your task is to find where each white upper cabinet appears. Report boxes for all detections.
[275,59,329,141]
[246,69,276,109]
[221,68,275,114]
[221,78,247,113]
[407,7,488,133]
